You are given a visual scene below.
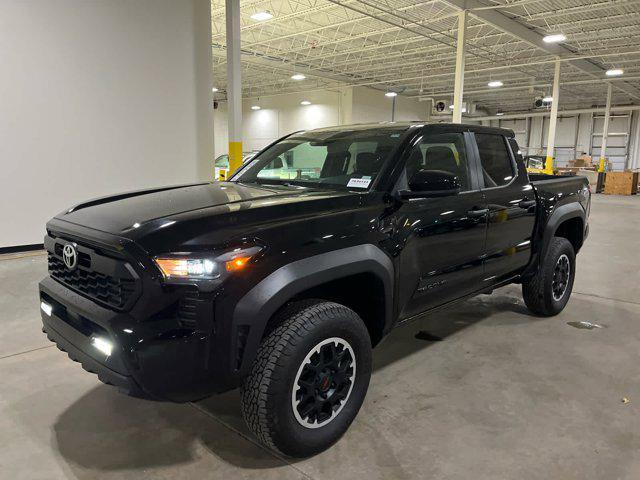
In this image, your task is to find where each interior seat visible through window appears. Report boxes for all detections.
[353,152,382,177]
[424,146,468,190]
[397,132,471,192]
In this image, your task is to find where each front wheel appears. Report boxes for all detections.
[240,300,372,457]
[522,236,576,316]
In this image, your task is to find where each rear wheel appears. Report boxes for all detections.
[240,300,372,457]
[522,237,576,316]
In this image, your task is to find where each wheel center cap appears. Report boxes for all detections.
[319,375,331,392]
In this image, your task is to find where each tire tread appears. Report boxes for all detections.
[240,299,363,455]
[522,236,574,316]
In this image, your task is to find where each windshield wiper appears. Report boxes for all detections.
[246,178,310,188]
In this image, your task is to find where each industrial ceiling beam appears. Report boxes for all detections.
[441,0,640,100]
[211,45,366,87]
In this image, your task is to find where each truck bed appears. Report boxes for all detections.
[529,173,590,257]
[529,173,589,198]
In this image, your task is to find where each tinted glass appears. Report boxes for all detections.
[233,127,406,190]
[399,132,471,191]
[508,138,523,163]
[475,133,515,187]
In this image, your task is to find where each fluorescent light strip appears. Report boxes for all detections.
[250,11,273,21]
[543,33,566,43]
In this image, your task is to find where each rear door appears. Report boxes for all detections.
[390,128,488,320]
[472,133,537,283]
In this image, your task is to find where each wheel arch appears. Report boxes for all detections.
[544,203,585,256]
[232,244,394,376]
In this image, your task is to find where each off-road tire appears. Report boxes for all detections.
[240,300,372,457]
[522,236,576,316]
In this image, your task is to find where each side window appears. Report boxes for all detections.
[401,132,471,191]
[475,134,515,188]
[507,138,523,163]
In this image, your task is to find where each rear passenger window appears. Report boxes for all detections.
[475,133,515,188]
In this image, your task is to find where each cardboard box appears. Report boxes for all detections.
[567,154,597,170]
[576,169,599,189]
[603,171,639,195]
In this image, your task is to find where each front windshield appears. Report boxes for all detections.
[233,127,406,190]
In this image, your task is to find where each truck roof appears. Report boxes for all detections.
[300,122,515,137]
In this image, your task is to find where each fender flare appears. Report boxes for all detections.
[540,202,586,260]
[231,244,394,375]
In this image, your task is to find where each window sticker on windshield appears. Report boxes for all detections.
[347,177,372,189]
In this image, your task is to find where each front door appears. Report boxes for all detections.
[388,129,488,321]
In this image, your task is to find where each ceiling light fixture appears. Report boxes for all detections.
[250,11,273,21]
[300,100,311,105]
[488,80,503,88]
[291,73,306,81]
[542,96,553,103]
[543,33,566,43]
[449,105,467,113]
[385,91,398,97]
[251,105,261,110]
[606,68,624,77]
[211,87,219,92]
[496,112,505,116]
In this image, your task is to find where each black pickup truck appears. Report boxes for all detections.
[39,123,590,457]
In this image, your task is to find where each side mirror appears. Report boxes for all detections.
[401,169,461,198]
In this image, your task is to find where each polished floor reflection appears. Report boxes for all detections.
[2,194,640,480]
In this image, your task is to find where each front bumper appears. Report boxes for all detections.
[41,306,143,396]
[39,275,236,402]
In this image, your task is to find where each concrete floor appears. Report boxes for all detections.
[2,194,640,480]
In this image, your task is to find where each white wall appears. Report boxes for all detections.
[214,89,342,157]
[351,87,428,123]
[213,86,429,157]
[0,0,213,247]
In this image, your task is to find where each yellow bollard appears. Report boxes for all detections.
[598,158,606,172]
[228,141,243,176]
[543,155,554,175]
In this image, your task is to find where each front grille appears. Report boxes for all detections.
[48,253,137,310]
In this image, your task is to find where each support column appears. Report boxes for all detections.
[452,10,466,124]
[544,59,561,174]
[599,83,613,172]
[391,95,396,121]
[226,0,242,175]
[195,0,214,181]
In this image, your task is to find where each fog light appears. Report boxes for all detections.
[91,337,113,356]
[40,301,52,316]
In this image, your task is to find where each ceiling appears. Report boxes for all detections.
[210,0,640,114]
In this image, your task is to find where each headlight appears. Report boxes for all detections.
[154,246,262,287]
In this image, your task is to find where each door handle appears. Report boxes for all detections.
[518,199,536,209]
[467,208,489,218]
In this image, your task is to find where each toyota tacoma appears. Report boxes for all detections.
[39,123,590,457]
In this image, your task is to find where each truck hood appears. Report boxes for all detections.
[54,181,360,251]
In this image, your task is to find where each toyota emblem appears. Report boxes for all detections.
[62,243,78,270]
